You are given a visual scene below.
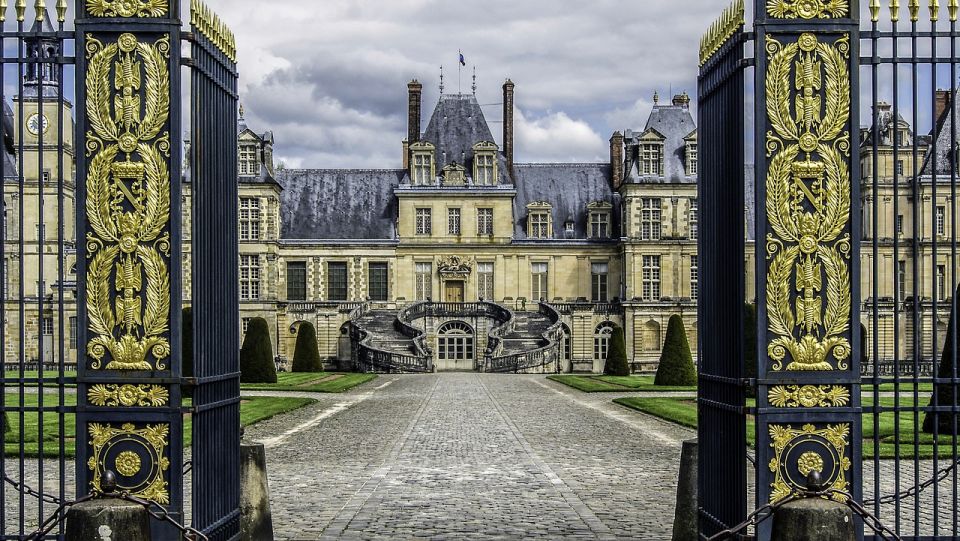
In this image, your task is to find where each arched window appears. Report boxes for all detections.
[437,321,474,361]
[561,323,572,360]
[594,322,615,360]
[642,320,661,351]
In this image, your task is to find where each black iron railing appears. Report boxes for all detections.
[484,302,563,373]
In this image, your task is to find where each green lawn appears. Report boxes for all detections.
[240,372,377,393]
[614,396,958,459]
[548,375,696,393]
[3,393,314,458]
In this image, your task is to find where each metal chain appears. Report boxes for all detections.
[707,486,903,541]
[2,473,62,505]
[864,457,960,506]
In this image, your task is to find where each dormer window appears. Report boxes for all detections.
[239,144,257,176]
[527,202,552,239]
[587,201,613,239]
[410,142,436,185]
[684,130,698,176]
[640,143,663,176]
[473,141,499,185]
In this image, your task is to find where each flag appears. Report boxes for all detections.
[459,52,466,66]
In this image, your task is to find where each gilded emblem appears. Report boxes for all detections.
[84,33,172,371]
[764,33,852,371]
[86,0,168,17]
[767,0,850,18]
[768,423,851,502]
[88,383,169,407]
[699,0,745,66]
[768,384,850,407]
[88,423,170,504]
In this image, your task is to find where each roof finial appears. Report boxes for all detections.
[439,65,444,95]
[653,90,659,104]
[472,66,477,95]
[239,102,245,118]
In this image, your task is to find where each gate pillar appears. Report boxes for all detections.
[74,1,184,538]
[753,1,861,539]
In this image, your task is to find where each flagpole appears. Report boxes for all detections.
[458,49,462,94]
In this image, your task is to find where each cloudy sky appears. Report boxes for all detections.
[204,0,721,169]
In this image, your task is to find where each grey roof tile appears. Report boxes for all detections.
[421,93,512,184]
[512,163,618,240]
[624,104,696,184]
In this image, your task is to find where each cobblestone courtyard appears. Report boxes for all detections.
[244,374,693,540]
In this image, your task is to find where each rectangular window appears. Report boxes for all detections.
[642,255,661,301]
[591,262,609,303]
[590,212,610,239]
[413,153,433,184]
[239,197,261,241]
[69,316,78,349]
[415,208,432,236]
[691,255,699,301]
[477,208,494,236]
[36,280,45,298]
[896,160,904,176]
[327,262,348,301]
[689,199,699,240]
[896,214,904,236]
[477,262,494,300]
[475,153,495,185]
[938,264,947,301]
[240,255,261,300]
[687,143,698,175]
[415,263,432,301]
[241,317,252,336]
[239,144,257,176]
[531,262,548,301]
[41,317,53,336]
[937,206,946,236]
[897,260,906,301]
[641,198,662,241]
[640,144,662,175]
[448,208,461,236]
[286,261,307,301]
[2,258,7,298]
[368,262,388,301]
[530,212,550,238]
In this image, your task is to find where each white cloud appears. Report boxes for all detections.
[515,109,606,163]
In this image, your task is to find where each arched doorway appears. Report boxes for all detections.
[436,320,475,371]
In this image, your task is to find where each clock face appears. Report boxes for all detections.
[27,113,48,136]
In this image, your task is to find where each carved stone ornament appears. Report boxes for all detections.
[438,256,473,278]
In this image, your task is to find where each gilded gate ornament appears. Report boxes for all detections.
[767,0,850,18]
[768,423,851,502]
[84,33,172,371]
[88,422,170,503]
[86,0,168,17]
[88,383,169,407]
[768,384,850,407]
[764,33,852,372]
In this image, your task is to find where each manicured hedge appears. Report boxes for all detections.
[655,315,697,386]
[603,325,629,377]
[292,322,323,373]
[240,317,277,384]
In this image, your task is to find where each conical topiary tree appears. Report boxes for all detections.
[924,287,959,434]
[292,321,323,373]
[603,325,630,376]
[744,303,757,398]
[2,411,9,437]
[182,307,194,398]
[655,314,697,386]
[240,317,277,384]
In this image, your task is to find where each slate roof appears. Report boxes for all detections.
[421,93,512,184]
[1,101,17,179]
[624,103,697,184]
[277,169,403,240]
[861,103,913,147]
[923,91,959,176]
[512,163,617,240]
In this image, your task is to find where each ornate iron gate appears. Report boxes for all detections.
[700,0,960,539]
[1,1,240,539]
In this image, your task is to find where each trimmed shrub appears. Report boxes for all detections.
[182,307,194,398]
[2,411,9,436]
[240,317,277,384]
[924,291,959,434]
[292,322,323,373]
[744,303,757,398]
[655,315,697,386]
[604,325,630,376]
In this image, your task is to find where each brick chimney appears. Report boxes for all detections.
[503,79,515,179]
[672,92,691,109]
[935,89,952,125]
[610,131,624,190]
[406,79,422,168]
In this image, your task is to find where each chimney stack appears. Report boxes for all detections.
[672,92,691,109]
[406,79,422,167]
[610,132,624,190]
[503,79,515,179]
[935,89,952,125]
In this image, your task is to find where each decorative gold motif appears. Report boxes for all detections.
[115,451,142,476]
[84,33,172,371]
[190,0,237,62]
[769,384,851,407]
[767,0,850,18]
[870,0,881,20]
[85,0,167,17]
[764,33,852,372]
[55,0,65,21]
[931,0,940,21]
[88,384,169,407]
[699,0,745,66]
[88,422,170,504]
[768,423,851,503]
[15,0,25,22]
[950,0,958,21]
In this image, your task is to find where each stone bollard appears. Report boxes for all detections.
[65,498,151,541]
[240,441,275,541]
[770,498,855,541]
[672,438,698,541]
